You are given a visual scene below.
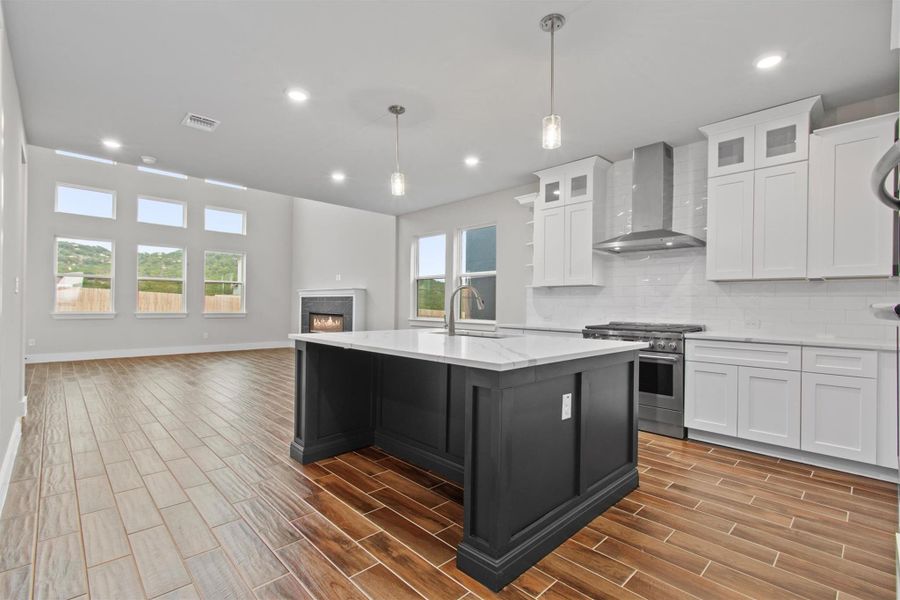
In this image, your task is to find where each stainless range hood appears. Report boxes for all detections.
[594,142,706,253]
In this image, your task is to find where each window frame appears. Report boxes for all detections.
[52,235,116,318]
[54,182,117,220]
[410,232,447,324]
[203,249,247,316]
[454,223,498,325]
[135,244,187,318]
[204,205,247,236]
[136,195,187,229]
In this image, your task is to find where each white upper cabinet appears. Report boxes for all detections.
[808,113,898,279]
[701,97,821,178]
[533,206,566,286]
[752,162,809,279]
[530,157,610,287]
[564,202,597,285]
[701,97,822,281]
[535,166,565,211]
[706,171,754,280]
[706,126,756,177]
[754,112,811,169]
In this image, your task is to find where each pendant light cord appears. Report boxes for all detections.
[549,24,555,115]
[394,114,401,172]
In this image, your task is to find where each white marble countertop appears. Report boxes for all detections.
[685,330,897,352]
[289,329,646,371]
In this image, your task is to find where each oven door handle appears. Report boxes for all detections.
[639,353,680,362]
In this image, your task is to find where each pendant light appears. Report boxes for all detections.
[389,104,406,196]
[540,13,565,149]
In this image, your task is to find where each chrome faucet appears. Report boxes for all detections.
[448,285,485,336]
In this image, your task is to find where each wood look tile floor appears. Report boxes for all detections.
[1,349,897,600]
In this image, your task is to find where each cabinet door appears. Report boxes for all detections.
[801,372,877,463]
[564,202,595,285]
[737,367,801,449]
[706,172,754,280]
[685,362,738,436]
[755,113,809,169]
[808,117,896,278]
[533,207,566,286]
[565,166,592,205]
[535,169,565,211]
[753,162,808,279]
[708,126,755,177]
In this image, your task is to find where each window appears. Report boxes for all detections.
[414,234,446,319]
[137,197,186,228]
[204,207,246,235]
[54,237,114,313]
[204,251,245,313]
[55,184,115,219]
[137,245,185,314]
[457,225,496,321]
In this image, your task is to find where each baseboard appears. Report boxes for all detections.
[25,340,293,364]
[0,417,23,517]
[689,430,900,483]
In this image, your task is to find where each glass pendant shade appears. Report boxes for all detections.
[542,114,561,149]
[391,171,405,196]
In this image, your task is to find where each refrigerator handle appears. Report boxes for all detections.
[872,138,900,211]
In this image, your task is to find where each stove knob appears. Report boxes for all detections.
[668,342,678,351]
[655,340,666,350]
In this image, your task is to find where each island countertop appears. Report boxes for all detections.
[289,328,647,371]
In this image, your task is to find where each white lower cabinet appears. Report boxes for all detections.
[684,362,738,436]
[685,339,884,468]
[737,367,801,449]
[801,372,877,463]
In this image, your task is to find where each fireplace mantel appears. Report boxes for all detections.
[297,288,366,332]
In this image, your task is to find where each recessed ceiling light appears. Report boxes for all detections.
[55,149,116,165]
[286,88,309,103]
[331,171,346,182]
[204,178,247,190]
[102,138,122,150]
[464,156,480,167]
[140,155,157,165]
[137,165,188,179]
[755,53,784,70]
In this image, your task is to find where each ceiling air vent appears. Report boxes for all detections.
[181,112,220,132]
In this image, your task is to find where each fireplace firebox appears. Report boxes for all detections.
[309,313,344,333]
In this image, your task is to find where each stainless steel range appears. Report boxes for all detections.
[582,322,704,439]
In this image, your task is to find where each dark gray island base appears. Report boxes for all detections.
[290,339,639,591]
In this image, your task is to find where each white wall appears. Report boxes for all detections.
[395,183,534,326]
[526,140,900,343]
[25,145,294,359]
[0,5,28,488]
[291,197,396,331]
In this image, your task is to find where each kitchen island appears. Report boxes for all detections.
[288,328,645,591]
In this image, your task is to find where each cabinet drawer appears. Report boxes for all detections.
[686,340,800,370]
[802,347,877,379]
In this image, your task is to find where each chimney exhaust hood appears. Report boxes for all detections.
[594,142,705,253]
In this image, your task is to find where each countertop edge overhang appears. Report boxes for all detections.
[288,329,647,371]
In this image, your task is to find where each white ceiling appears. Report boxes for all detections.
[5,1,897,215]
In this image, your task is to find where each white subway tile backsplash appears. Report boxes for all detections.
[525,139,899,343]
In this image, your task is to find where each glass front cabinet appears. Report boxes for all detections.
[701,96,822,178]
[531,156,611,286]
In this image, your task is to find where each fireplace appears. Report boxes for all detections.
[299,291,362,333]
[309,313,344,333]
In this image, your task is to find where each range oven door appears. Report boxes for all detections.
[638,351,684,411]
